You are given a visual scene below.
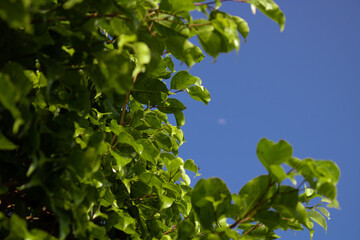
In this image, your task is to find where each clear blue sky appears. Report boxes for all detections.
[175,0,360,239]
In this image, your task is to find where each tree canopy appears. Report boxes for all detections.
[0,0,340,239]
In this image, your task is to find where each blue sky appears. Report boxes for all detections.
[175,0,360,239]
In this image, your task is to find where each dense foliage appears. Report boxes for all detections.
[0,0,340,239]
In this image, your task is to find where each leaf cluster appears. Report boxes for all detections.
[0,0,339,239]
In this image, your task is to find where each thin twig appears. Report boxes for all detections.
[229,176,274,229]
[297,178,307,190]
[241,223,263,237]
[163,225,177,235]
[229,214,256,229]
[169,169,181,182]
[111,74,139,146]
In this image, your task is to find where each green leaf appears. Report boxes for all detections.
[295,202,313,230]
[199,232,221,240]
[191,178,231,230]
[131,42,151,75]
[140,172,163,193]
[153,14,190,38]
[132,42,151,65]
[308,209,327,232]
[184,159,199,175]
[163,154,183,173]
[317,207,330,220]
[271,186,298,218]
[137,139,160,164]
[96,52,135,94]
[254,0,286,31]
[236,175,275,217]
[130,181,152,199]
[145,111,163,129]
[0,0,32,32]
[269,164,287,183]
[217,226,241,239]
[255,210,280,229]
[0,131,18,150]
[111,210,137,235]
[151,56,174,79]
[87,222,109,240]
[285,220,304,231]
[163,182,182,196]
[87,131,107,153]
[110,120,125,135]
[187,86,211,105]
[177,220,196,240]
[159,0,196,13]
[256,138,293,169]
[243,224,280,239]
[170,70,200,90]
[158,98,186,113]
[63,0,83,9]
[0,62,33,133]
[232,16,250,39]
[69,148,100,179]
[314,160,340,183]
[286,158,317,186]
[110,149,133,170]
[210,11,240,51]
[174,111,185,127]
[154,133,172,152]
[117,131,142,154]
[316,180,337,201]
[181,172,191,185]
[0,73,19,119]
[132,77,169,105]
[165,36,204,67]
[161,235,172,240]
[9,214,29,239]
[197,24,223,58]
[160,195,174,209]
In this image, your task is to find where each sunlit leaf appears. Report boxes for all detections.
[158,98,187,113]
[252,0,286,31]
[308,209,327,232]
[187,86,211,105]
[317,207,330,220]
[171,70,200,90]
[256,138,293,169]
[232,16,250,39]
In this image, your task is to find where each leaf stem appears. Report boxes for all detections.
[297,178,307,190]
[111,74,139,146]
[169,169,181,182]
[230,176,275,229]
[163,225,177,235]
[241,223,263,237]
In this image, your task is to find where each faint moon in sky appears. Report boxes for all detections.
[218,118,227,125]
